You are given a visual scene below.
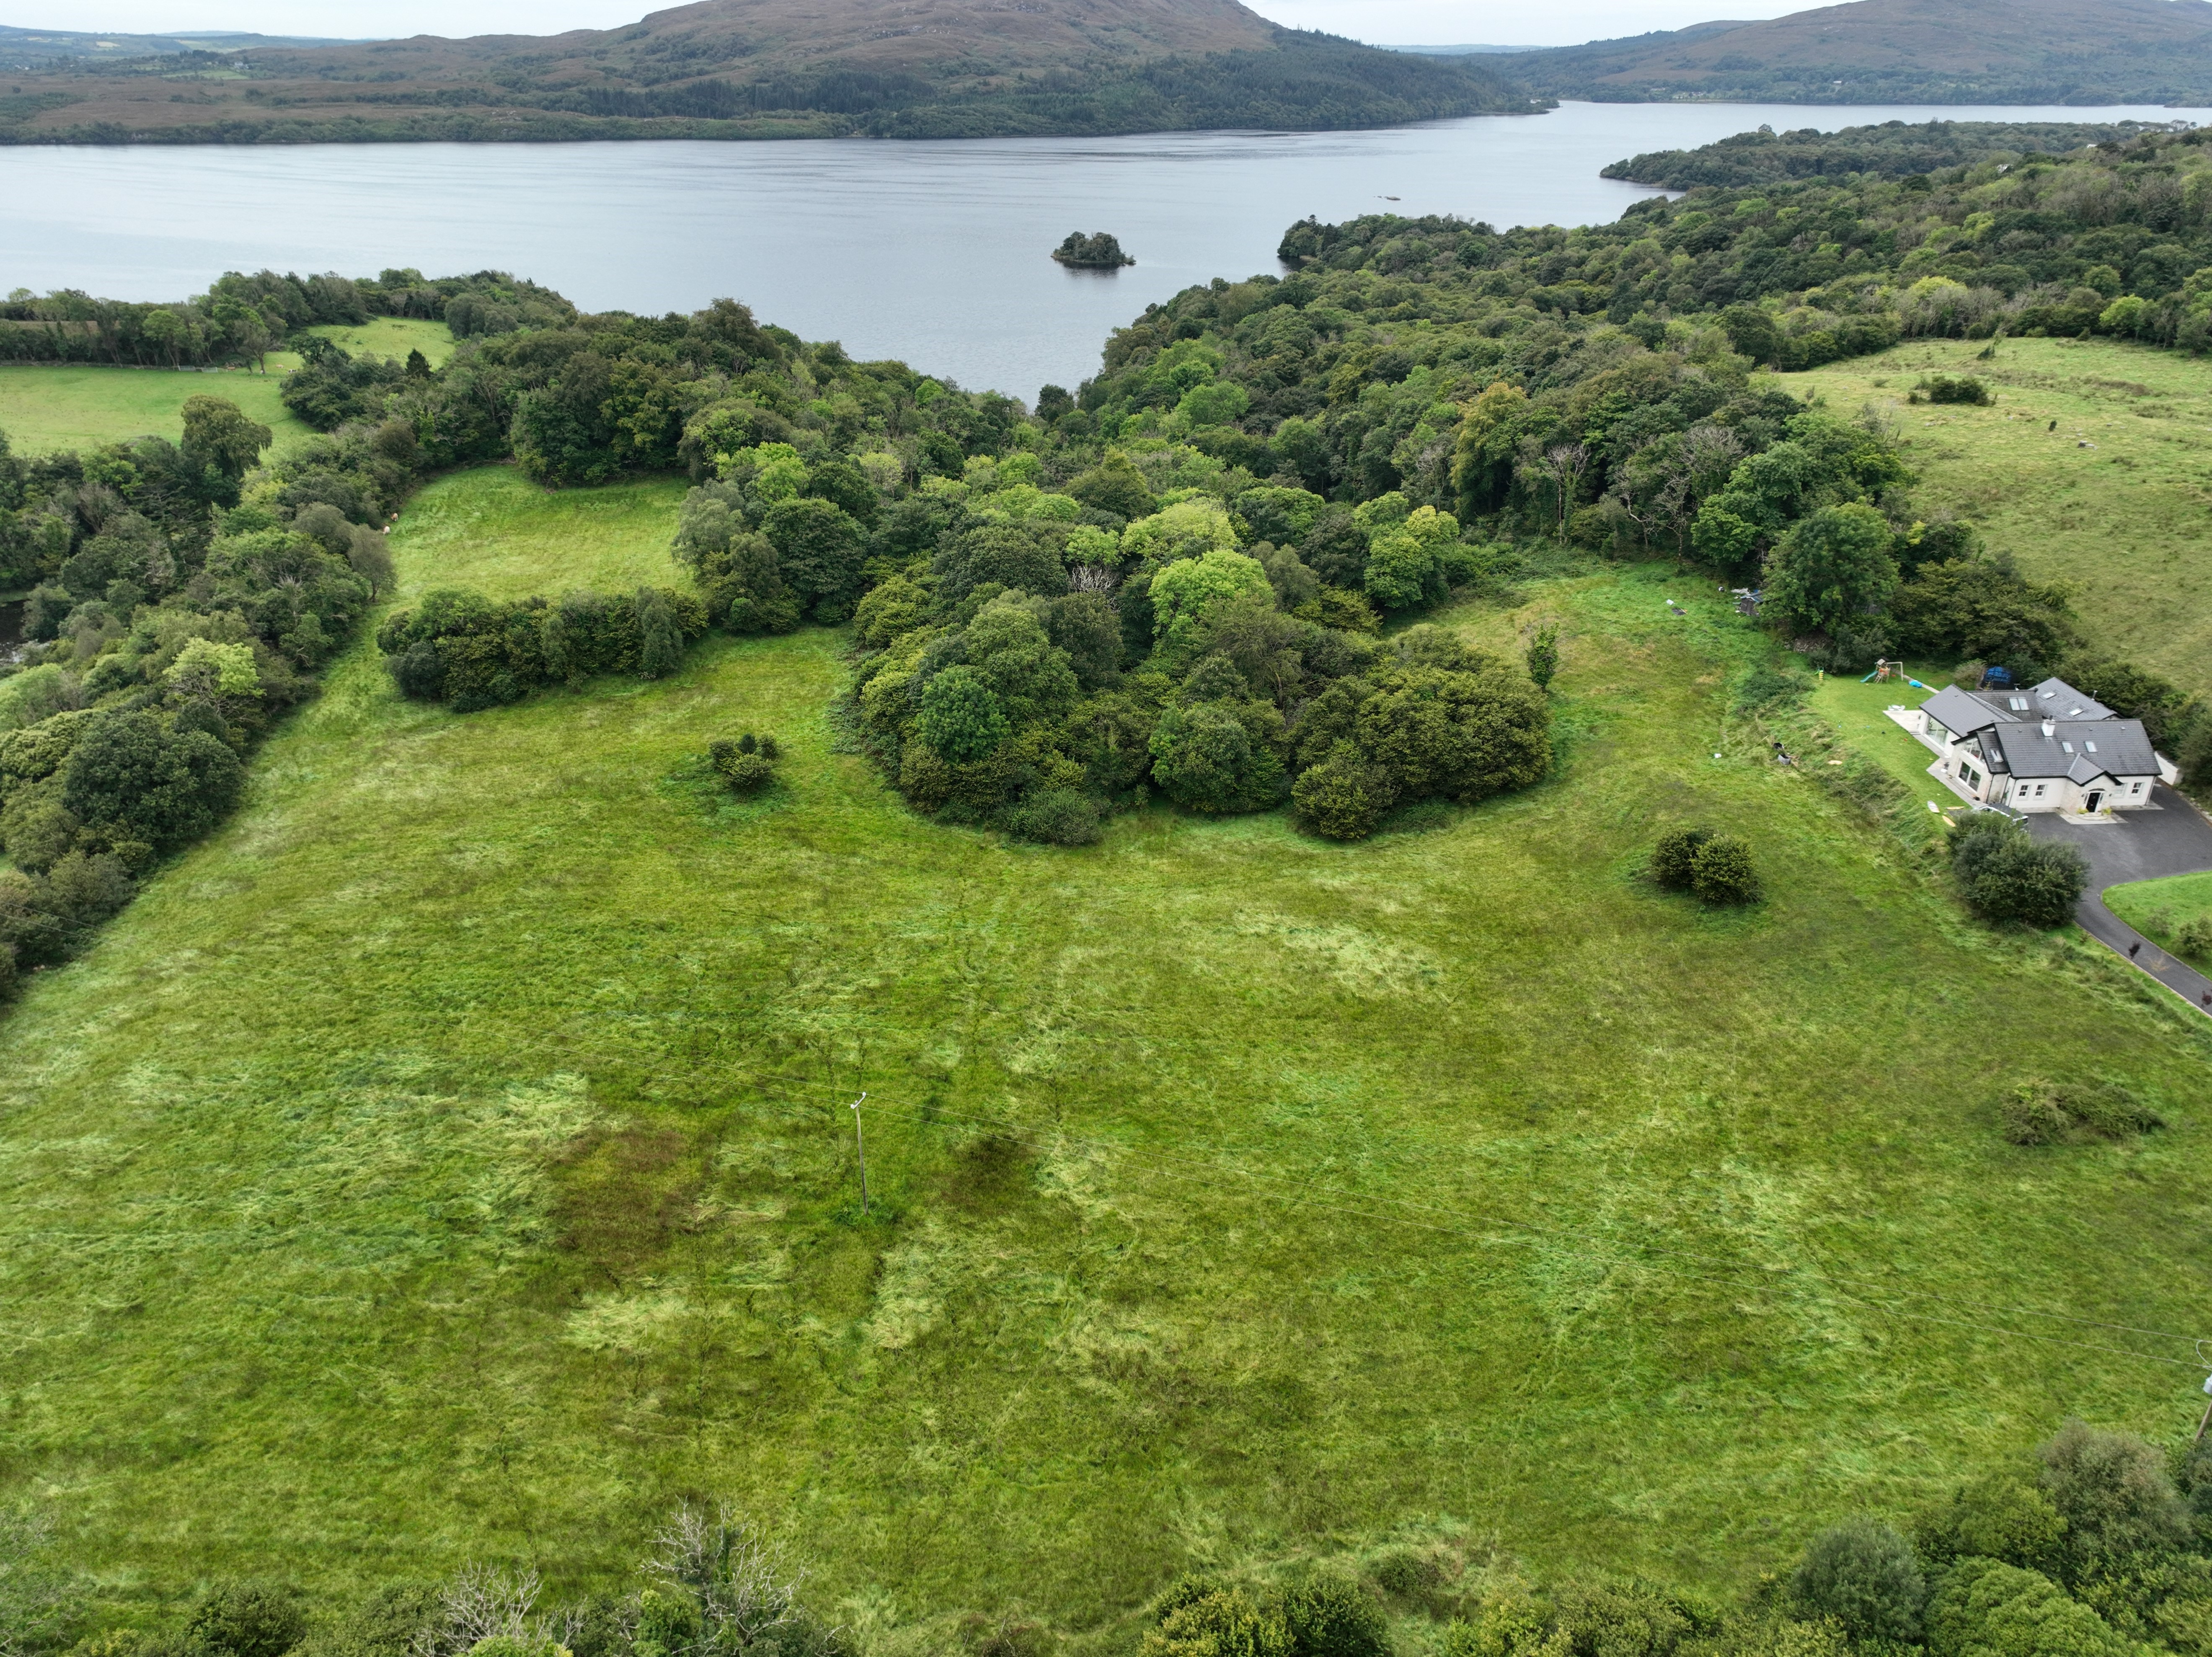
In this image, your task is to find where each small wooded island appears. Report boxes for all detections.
[1052,232,1135,268]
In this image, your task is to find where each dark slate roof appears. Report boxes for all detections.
[2026,677,2116,721]
[1919,685,2001,737]
[1987,718,2157,779]
[1918,675,2119,739]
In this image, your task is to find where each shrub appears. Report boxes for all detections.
[2038,1420,2194,1574]
[1525,623,1560,689]
[709,735,779,795]
[1791,1519,1925,1644]
[1920,374,1994,405]
[1143,1589,1291,1657]
[1914,1474,2068,1573]
[1002,787,1102,846]
[1292,741,1395,841]
[2175,915,2212,963]
[1949,816,2088,926]
[1691,836,1760,905]
[1281,1577,1388,1657]
[1652,826,1713,890]
[187,1583,308,1657]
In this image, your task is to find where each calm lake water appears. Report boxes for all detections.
[3,101,2205,398]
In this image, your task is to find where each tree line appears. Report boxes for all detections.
[0,268,571,369]
[0,395,405,1004]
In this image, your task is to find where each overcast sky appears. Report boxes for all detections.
[23,0,1808,50]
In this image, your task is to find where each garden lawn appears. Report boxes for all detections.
[1,493,2209,1636]
[2108,870,2212,963]
[0,362,306,456]
[1805,663,1955,842]
[1780,337,2212,702]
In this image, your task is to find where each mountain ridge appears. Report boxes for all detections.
[0,0,1541,142]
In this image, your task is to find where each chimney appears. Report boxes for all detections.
[2041,720,2054,737]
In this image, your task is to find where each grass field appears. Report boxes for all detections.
[299,317,456,369]
[1781,337,2212,702]
[390,468,695,598]
[2,470,2209,1633]
[0,363,308,456]
[2108,870,2212,962]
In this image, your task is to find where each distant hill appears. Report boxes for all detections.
[0,23,362,62]
[1515,0,2212,103]
[0,0,1543,143]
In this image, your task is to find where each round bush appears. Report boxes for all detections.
[1651,826,1711,890]
[186,1583,308,1657]
[1003,787,1102,846]
[1292,741,1394,841]
[1281,1576,1388,1657]
[1791,1518,1925,1644]
[717,751,775,794]
[1690,835,1761,905]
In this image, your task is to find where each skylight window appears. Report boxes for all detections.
[2067,707,2083,716]
[2062,741,2075,753]
[2009,696,2029,710]
[2085,741,2098,752]
[2039,689,2055,699]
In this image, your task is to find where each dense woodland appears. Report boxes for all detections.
[1602,119,2181,191]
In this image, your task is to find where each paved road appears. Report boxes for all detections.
[2025,785,2212,1016]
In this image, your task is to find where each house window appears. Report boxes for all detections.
[1962,764,1981,787]
[2131,780,2145,795]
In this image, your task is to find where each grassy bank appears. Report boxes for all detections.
[0,476,2207,1628]
[0,361,306,454]
[1779,337,2212,702]
[2109,870,2212,962]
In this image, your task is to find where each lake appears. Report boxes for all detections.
[3,100,2205,400]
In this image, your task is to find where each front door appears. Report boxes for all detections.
[2086,789,2104,813]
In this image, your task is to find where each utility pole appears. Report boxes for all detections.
[850,1092,869,1218]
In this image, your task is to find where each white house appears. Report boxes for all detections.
[1912,677,2171,816]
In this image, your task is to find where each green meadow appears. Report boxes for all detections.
[0,363,306,457]
[390,468,694,598]
[2,468,2208,1629]
[1781,337,2212,700]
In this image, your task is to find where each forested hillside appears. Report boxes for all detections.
[0,0,1539,145]
[1514,0,2212,103]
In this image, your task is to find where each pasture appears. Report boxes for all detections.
[1781,336,2212,700]
[1,470,2207,1632]
[0,362,305,456]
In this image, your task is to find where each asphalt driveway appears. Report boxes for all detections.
[2025,784,2212,1016]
